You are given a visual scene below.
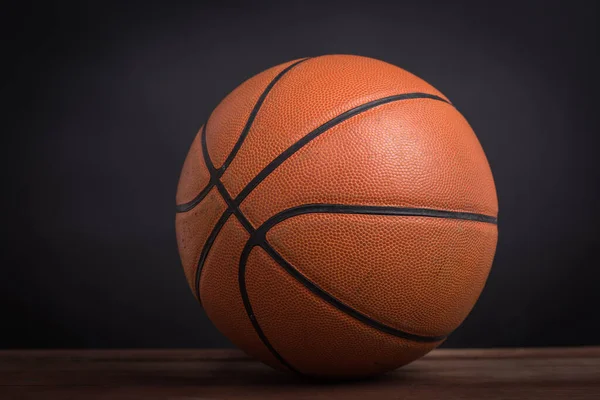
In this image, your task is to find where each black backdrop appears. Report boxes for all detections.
[3,0,599,349]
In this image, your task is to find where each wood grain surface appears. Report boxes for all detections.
[1,347,598,399]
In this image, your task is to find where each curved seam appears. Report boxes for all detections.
[238,243,303,374]
[175,180,213,213]
[193,209,233,300]
[175,58,311,213]
[259,241,446,342]
[258,204,497,229]
[234,93,449,204]
[239,240,444,344]
[239,204,497,345]
[193,124,229,302]
[218,57,311,173]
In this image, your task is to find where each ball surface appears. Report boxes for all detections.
[175,55,498,378]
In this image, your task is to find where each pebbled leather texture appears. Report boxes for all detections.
[240,98,497,227]
[175,129,211,206]
[175,55,499,378]
[175,185,226,297]
[245,246,443,378]
[266,214,497,338]
[199,215,285,371]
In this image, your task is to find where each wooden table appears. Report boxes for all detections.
[1,348,598,399]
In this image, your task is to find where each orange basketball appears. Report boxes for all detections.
[175,55,498,378]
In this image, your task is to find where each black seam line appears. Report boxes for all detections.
[238,204,496,345]
[199,123,302,373]
[175,178,213,213]
[176,124,214,214]
[199,127,300,371]
[214,179,255,234]
[238,244,303,374]
[175,58,311,214]
[259,241,446,343]
[234,92,450,205]
[258,204,497,231]
[238,240,443,346]
[217,57,311,174]
[193,209,232,301]
[193,124,225,301]
[193,123,258,302]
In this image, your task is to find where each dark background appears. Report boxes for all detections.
[2,0,599,349]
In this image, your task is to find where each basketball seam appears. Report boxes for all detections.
[257,204,497,226]
[234,92,449,204]
[197,125,302,374]
[217,58,312,173]
[175,58,310,214]
[238,204,495,346]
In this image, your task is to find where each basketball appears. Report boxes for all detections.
[175,55,498,378]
